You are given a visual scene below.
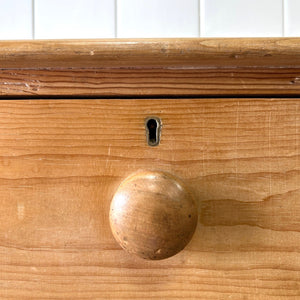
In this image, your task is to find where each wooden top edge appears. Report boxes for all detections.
[1,38,300,69]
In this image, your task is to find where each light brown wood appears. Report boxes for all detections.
[110,170,198,260]
[1,38,300,97]
[0,98,299,299]
[2,38,300,68]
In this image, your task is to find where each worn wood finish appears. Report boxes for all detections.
[1,38,300,97]
[2,38,300,69]
[110,170,198,260]
[2,67,300,97]
[0,98,299,299]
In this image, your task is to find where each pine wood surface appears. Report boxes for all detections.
[1,38,300,97]
[109,170,198,260]
[0,98,299,299]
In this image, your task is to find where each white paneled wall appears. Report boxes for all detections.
[35,0,115,39]
[200,0,283,37]
[117,0,199,38]
[0,0,298,39]
[0,0,32,39]
[284,0,300,36]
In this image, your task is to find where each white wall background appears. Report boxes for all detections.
[0,0,298,40]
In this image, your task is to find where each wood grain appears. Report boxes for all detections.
[1,38,300,97]
[110,170,198,260]
[0,99,299,299]
[2,38,300,68]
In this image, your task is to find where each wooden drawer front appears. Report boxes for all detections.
[0,99,299,299]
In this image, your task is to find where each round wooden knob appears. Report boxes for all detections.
[109,171,198,260]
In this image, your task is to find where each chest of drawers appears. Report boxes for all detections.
[0,39,299,299]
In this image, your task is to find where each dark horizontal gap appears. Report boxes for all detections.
[1,93,300,100]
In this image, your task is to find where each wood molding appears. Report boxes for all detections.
[1,38,300,97]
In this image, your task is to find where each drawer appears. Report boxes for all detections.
[0,98,299,299]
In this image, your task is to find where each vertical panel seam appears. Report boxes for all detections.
[32,0,35,39]
[198,0,201,37]
[199,0,204,37]
[115,0,118,38]
[282,0,285,37]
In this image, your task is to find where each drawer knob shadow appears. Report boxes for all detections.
[109,170,198,260]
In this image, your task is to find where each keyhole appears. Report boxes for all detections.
[146,117,161,146]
